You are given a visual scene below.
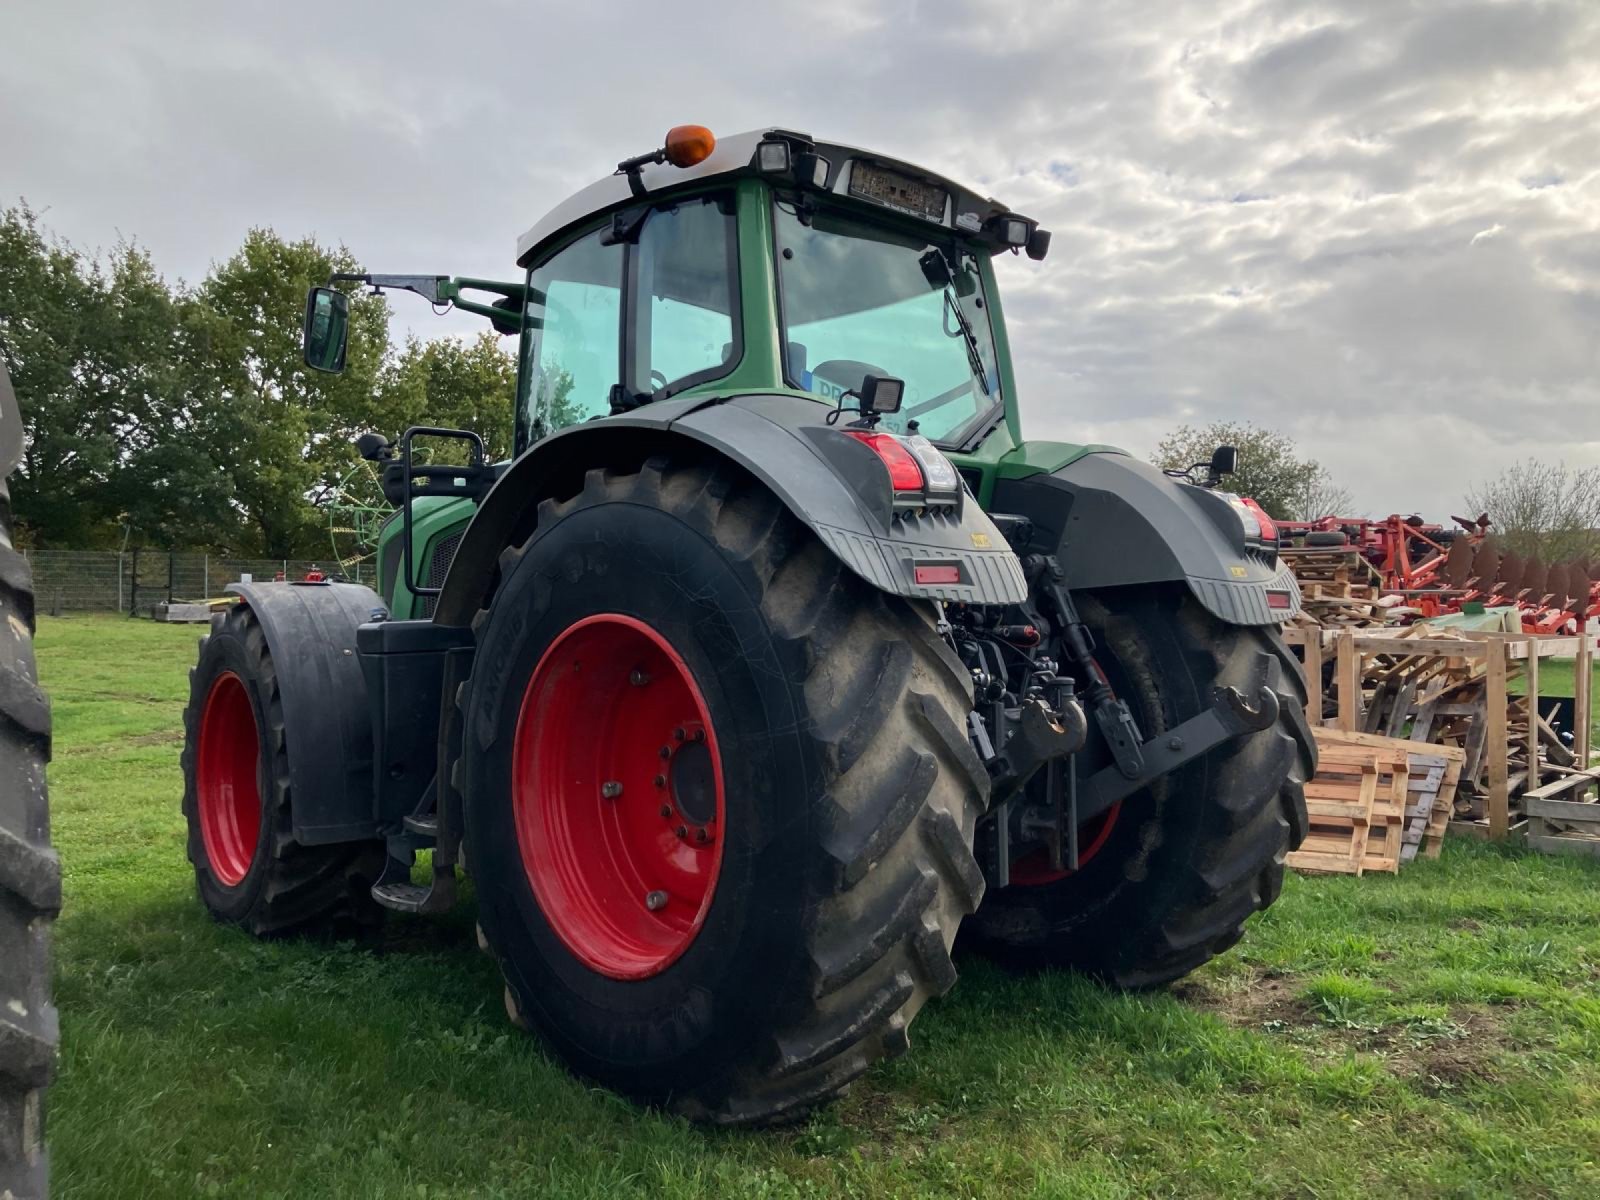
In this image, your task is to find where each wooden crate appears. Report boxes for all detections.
[1523,794,1600,858]
[1289,731,1410,875]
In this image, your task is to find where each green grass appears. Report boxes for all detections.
[40,614,1600,1198]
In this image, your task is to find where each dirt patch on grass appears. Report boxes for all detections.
[1173,973,1312,1029]
[60,727,184,756]
[1371,1011,1507,1094]
[1176,972,1508,1092]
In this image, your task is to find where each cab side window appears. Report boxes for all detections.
[630,197,739,398]
[522,230,623,435]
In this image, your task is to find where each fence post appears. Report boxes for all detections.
[130,547,140,616]
[203,553,210,600]
[117,551,125,613]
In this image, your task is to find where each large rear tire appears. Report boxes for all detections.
[0,407,56,1199]
[460,456,988,1124]
[968,587,1312,987]
[180,605,384,936]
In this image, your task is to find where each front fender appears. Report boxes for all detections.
[992,452,1301,625]
[226,580,383,843]
[432,393,1027,627]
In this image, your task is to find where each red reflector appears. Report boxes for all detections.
[843,430,924,492]
[1266,590,1291,610]
[915,565,962,585]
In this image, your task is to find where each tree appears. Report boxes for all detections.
[1463,460,1600,564]
[0,204,235,547]
[382,331,517,463]
[185,229,393,556]
[1153,421,1345,521]
[1291,466,1356,522]
[0,204,129,546]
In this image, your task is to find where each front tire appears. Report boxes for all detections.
[968,588,1312,987]
[181,605,384,936]
[460,456,988,1124]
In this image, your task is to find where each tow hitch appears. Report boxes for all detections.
[961,555,1284,888]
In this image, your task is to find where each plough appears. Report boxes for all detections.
[1275,512,1596,633]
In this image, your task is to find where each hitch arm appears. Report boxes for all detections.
[1073,671,1280,825]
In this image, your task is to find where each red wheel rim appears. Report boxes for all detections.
[1008,804,1120,886]
[513,614,726,980]
[196,671,263,887]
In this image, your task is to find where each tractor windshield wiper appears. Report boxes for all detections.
[943,288,992,398]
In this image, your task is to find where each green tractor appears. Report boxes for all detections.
[182,126,1312,1124]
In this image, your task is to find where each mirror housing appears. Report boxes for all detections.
[303,287,349,374]
[1209,445,1238,479]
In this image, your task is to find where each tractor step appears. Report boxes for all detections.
[371,881,430,912]
[370,854,457,914]
[402,813,438,838]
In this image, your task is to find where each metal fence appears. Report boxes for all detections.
[25,550,378,615]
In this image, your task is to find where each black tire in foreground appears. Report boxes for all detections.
[967,587,1312,988]
[460,456,988,1124]
[181,604,384,936]
[1,360,56,1199]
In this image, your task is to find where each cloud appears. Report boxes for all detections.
[3,0,1598,516]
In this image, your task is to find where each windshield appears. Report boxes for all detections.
[774,203,1003,446]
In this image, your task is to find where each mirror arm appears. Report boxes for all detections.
[327,274,529,334]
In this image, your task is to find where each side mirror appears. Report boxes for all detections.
[303,287,349,374]
[1209,445,1238,479]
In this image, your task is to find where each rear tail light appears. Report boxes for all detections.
[1241,497,1277,541]
[843,430,925,492]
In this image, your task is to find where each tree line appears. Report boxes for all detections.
[0,204,516,557]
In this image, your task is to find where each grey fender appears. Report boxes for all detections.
[226,580,384,844]
[432,392,1027,627]
[992,452,1302,625]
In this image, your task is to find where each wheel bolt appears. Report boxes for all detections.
[690,728,705,743]
[676,825,688,839]
[674,727,686,742]
[630,668,651,687]
[654,774,666,788]
[645,890,667,911]
[694,828,709,844]
[660,804,673,818]
[601,781,623,799]
[659,745,671,759]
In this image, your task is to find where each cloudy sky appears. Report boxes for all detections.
[4,0,1597,516]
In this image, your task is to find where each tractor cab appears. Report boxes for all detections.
[307,127,1051,468]
[304,126,1059,616]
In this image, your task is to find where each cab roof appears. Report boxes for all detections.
[515,128,1046,267]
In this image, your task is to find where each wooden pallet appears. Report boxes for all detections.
[1289,730,1411,875]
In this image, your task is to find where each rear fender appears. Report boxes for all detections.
[992,453,1301,625]
[226,581,383,844]
[432,393,1027,627]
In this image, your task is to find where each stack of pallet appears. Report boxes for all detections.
[1337,627,1578,819]
[1288,728,1463,876]
[1280,546,1385,627]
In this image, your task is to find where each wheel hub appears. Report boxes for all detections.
[513,614,725,980]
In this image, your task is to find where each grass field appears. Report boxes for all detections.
[39,614,1600,1198]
